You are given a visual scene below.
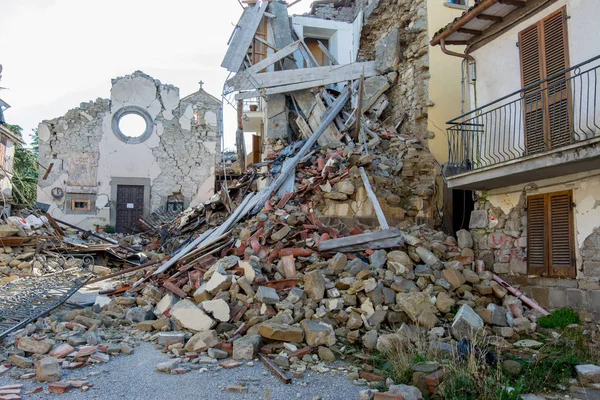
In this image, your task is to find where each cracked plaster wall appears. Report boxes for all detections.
[37,71,221,230]
[466,171,600,317]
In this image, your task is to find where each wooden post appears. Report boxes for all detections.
[236,99,247,173]
[354,74,364,140]
[359,167,389,230]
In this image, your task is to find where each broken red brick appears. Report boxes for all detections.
[374,393,405,400]
[424,368,447,387]
[288,347,311,359]
[48,382,71,394]
[73,346,96,358]
[219,360,242,369]
[359,371,385,382]
[0,394,22,400]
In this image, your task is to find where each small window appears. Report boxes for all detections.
[72,199,91,211]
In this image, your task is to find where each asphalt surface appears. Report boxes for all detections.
[0,342,365,400]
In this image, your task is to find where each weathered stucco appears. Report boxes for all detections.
[468,170,600,317]
[37,71,221,230]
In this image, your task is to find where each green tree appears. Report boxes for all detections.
[4,124,38,205]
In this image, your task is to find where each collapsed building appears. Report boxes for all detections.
[36,72,222,233]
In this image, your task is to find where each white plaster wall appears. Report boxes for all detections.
[486,169,600,273]
[468,0,600,165]
[291,16,358,66]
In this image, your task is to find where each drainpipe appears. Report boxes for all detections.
[440,38,477,109]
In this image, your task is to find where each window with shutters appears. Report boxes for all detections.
[527,190,575,277]
[519,7,571,156]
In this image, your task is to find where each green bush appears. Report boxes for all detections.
[104,225,116,234]
[538,307,580,329]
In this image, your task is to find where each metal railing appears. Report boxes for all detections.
[243,98,263,112]
[445,55,600,177]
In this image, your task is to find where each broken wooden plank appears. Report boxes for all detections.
[295,115,312,139]
[359,166,389,229]
[259,353,292,384]
[326,236,405,253]
[227,40,301,87]
[318,40,339,65]
[254,35,279,52]
[318,228,402,252]
[249,82,357,215]
[235,63,378,99]
[221,2,269,72]
[237,61,377,90]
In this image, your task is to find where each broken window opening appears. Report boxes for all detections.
[118,113,147,138]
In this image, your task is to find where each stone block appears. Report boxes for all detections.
[185,330,219,352]
[493,263,509,274]
[469,210,488,229]
[586,291,600,313]
[576,364,600,384]
[36,357,61,382]
[300,320,336,347]
[488,233,512,249]
[232,335,262,360]
[258,323,304,342]
[170,300,215,332]
[584,261,600,277]
[510,257,527,275]
[456,229,473,249]
[530,286,549,308]
[375,27,401,73]
[566,289,583,309]
[451,304,484,339]
[548,288,567,309]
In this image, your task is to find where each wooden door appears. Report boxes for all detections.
[116,185,144,233]
[520,7,571,155]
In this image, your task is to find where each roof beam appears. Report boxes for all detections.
[498,0,526,7]
[457,28,484,36]
[444,40,469,45]
[477,13,503,22]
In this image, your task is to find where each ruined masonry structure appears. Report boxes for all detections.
[37,71,222,232]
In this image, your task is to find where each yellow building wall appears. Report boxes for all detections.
[426,0,468,164]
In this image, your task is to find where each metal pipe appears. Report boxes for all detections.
[492,274,549,316]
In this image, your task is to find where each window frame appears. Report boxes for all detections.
[71,199,92,212]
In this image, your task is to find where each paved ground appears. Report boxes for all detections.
[0,342,365,400]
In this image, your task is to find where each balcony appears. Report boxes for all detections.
[242,98,263,133]
[444,55,600,190]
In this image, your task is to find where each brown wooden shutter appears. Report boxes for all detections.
[548,191,575,277]
[520,7,571,155]
[527,194,547,275]
[542,8,571,148]
[520,24,546,155]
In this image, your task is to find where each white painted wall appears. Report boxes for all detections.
[0,141,15,197]
[486,169,600,277]
[291,16,359,66]
[466,0,600,165]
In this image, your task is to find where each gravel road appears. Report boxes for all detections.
[0,341,365,400]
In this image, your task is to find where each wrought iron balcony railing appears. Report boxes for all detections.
[444,55,600,177]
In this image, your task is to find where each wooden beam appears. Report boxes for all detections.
[457,28,484,36]
[443,40,469,45]
[354,74,364,139]
[318,229,402,252]
[227,40,301,87]
[254,36,279,52]
[359,167,389,230]
[317,40,339,65]
[477,13,503,22]
[235,61,377,91]
[263,11,276,18]
[221,2,269,72]
[499,0,525,6]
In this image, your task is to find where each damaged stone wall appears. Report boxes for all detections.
[466,172,600,318]
[37,71,221,230]
[358,0,429,140]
